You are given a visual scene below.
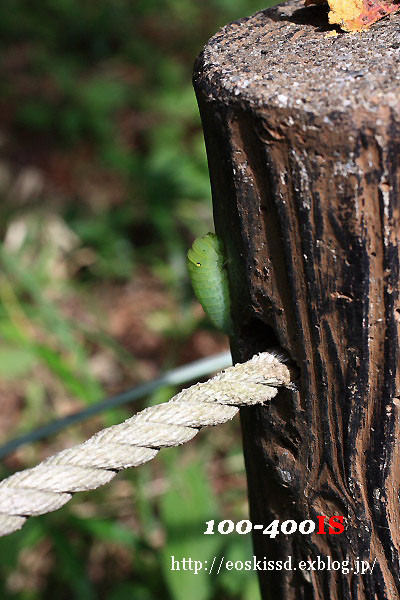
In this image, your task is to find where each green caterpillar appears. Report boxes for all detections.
[187,233,232,335]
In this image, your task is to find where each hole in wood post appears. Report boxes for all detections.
[237,315,280,355]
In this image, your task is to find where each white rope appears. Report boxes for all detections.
[0,351,292,537]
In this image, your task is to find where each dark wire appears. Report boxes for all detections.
[0,351,232,460]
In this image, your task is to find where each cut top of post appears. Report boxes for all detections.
[194,0,400,117]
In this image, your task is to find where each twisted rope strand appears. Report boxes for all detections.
[0,351,292,537]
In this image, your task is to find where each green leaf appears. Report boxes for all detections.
[218,535,260,598]
[50,530,97,600]
[106,582,154,600]
[69,516,139,547]
[0,345,37,380]
[160,456,223,600]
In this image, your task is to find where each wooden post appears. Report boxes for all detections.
[193,1,400,598]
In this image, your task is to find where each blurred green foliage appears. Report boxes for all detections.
[0,0,277,598]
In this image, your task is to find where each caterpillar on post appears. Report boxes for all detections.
[187,233,232,335]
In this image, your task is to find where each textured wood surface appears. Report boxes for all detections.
[193,1,400,598]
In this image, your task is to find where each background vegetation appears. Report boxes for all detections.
[0,1,276,598]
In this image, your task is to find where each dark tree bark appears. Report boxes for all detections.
[193,1,400,598]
